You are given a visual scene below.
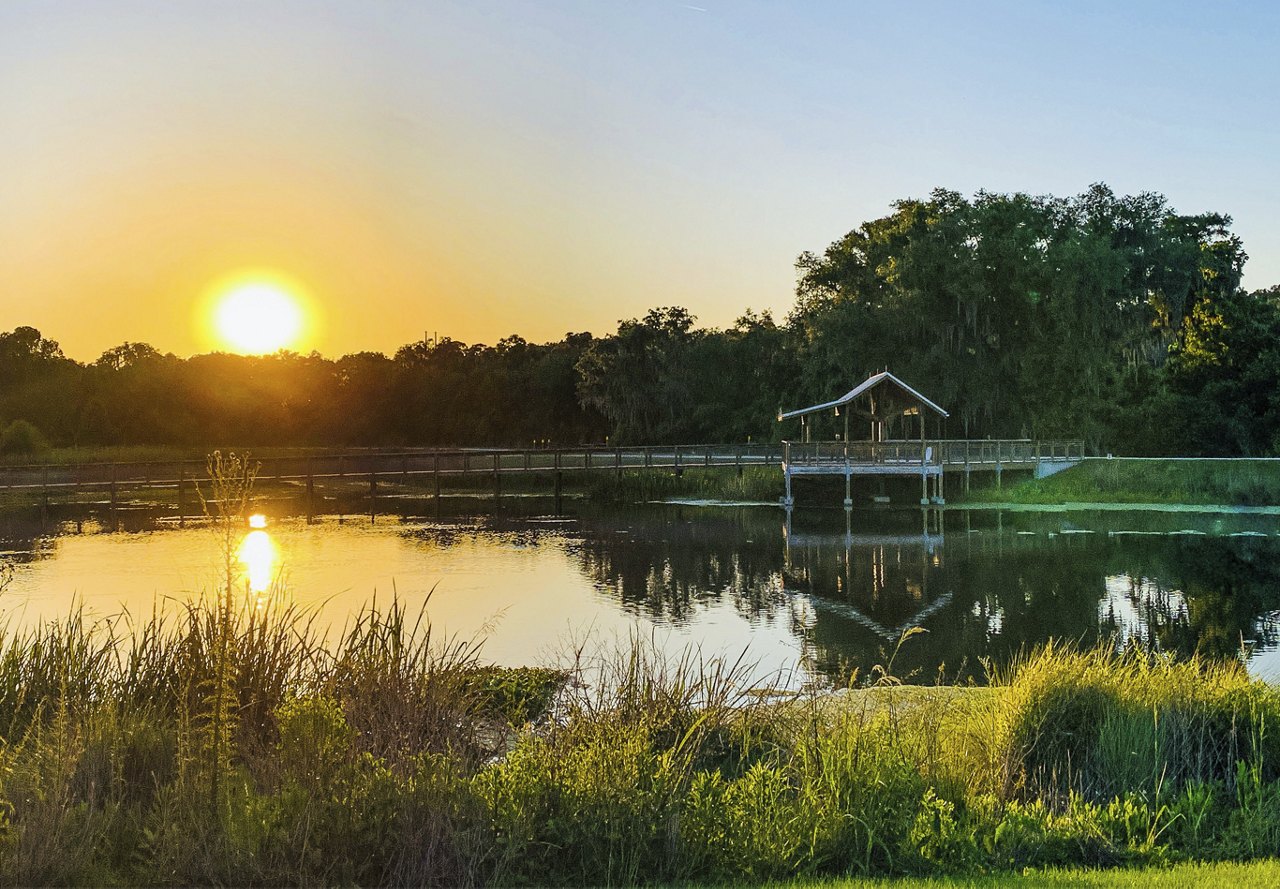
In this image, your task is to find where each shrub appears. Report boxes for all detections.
[0,419,49,457]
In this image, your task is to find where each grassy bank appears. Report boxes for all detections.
[3,593,1280,885]
[961,459,1280,507]
[790,859,1280,886]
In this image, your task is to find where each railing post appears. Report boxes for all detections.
[554,450,563,513]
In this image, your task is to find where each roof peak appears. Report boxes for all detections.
[778,370,949,422]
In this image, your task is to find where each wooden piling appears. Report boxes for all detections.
[306,460,315,522]
[433,453,441,510]
[554,450,563,513]
[109,464,118,530]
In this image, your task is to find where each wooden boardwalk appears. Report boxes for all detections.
[782,439,1086,507]
[0,445,786,519]
[0,438,1085,516]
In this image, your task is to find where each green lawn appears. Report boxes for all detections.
[784,859,1280,887]
[962,458,1280,507]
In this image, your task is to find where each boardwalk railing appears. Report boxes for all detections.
[782,439,1086,470]
[783,441,941,468]
[0,444,787,494]
[930,439,1087,466]
[0,438,1088,512]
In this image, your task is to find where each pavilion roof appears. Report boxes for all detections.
[777,371,949,421]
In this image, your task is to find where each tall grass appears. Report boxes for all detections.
[964,459,1280,506]
[0,606,1278,883]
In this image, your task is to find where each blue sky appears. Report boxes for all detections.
[2,1,1278,358]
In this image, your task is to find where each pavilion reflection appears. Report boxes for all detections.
[783,507,948,642]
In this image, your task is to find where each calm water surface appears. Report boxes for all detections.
[1,499,1278,685]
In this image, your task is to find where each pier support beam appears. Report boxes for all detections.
[432,454,441,512]
[554,451,563,513]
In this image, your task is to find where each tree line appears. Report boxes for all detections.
[3,184,1278,455]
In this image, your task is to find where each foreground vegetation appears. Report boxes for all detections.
[963,460,1280,507]
[5,590,1280,885]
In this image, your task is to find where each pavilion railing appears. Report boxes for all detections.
[783,439,1087,469]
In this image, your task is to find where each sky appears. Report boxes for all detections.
[3,0,1279,361]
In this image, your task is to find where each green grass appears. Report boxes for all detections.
[780,858,1280,886]
[961,459,1280,506]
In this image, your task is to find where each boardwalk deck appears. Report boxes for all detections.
[0,439,1085,515]
[781,439,1086,507]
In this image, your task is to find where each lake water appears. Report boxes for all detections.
[1,497,1278,686]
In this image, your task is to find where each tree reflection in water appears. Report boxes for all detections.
[569,505,1280,685]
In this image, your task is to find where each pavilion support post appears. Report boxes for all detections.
[493,453,501,504]
[177,467,185,526]
[782,441,794,508]
[919,409,928,505]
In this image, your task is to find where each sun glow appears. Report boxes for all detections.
[211,280,305,354]
[237,528,277,596]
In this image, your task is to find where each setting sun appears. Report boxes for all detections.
[212,281,305,354]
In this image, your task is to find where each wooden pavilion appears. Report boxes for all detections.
[777,371,950,507]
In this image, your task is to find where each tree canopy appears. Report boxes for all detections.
[0,185,1272,456]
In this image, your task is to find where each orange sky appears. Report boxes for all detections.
[4,2,1278,361]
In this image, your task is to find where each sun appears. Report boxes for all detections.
[212,281,305,354]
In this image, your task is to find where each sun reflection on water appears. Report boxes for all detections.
[237,527,277,600]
